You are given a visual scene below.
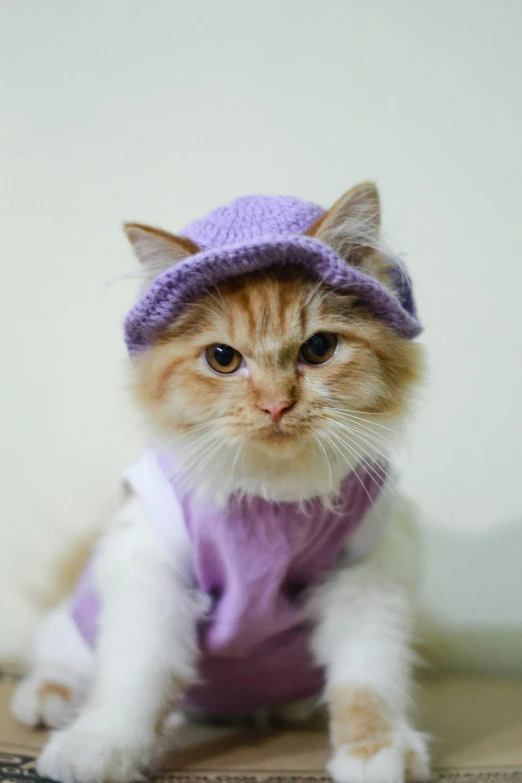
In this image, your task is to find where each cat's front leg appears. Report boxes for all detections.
[310,512,430,783]
[37,497,203,783]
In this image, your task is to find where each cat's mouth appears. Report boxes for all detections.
[253,420,307,445]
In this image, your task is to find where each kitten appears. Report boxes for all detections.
[12,183,429,783]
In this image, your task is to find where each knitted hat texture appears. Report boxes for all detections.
[124,195,421,352]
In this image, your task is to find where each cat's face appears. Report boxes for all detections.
[126,184,423,502]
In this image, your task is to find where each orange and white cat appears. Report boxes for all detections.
[12,183,430,783]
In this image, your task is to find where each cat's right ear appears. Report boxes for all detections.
[124,223,199,282]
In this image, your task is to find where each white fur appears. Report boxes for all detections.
[194,433,355,504]
[31,495,206,783]
[159,420,397,507]
[15,491,429,783]
[11,600,92,728]
[310,501,429,781]
[14,442,428,783]
[327,726,429,783]
[125,225,192,282]
[11,182,427,782]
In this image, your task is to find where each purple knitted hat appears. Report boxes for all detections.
[124,195,421,353]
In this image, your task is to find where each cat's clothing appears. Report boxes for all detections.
[124,195,421,353]
[71,450,392,714]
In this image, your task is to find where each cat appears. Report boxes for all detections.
[11,183,430,783]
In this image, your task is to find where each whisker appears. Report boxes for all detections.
[196,274,231,315]
[176,429,221,471]
[332,433,400,496]
[198,440,227,475]
[325,423,402,507]
[343,425,398,469]
[167,428,217,465]
[164,421,215,451]
[327,408,402,436]
[230,437,247,484]
[325,419,392,475]
[179,437,224,488]
[325,426,389,490]
[319,430,385,527]
[312,429,333,493]
[324,414,397,454]
[328,405,399,418]
[167,421,214,439]
[303,276,327,309]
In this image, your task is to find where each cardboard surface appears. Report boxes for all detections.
[1,670,522,781]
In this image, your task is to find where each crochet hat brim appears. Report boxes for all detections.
[124,235,422,353]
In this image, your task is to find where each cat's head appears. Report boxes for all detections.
[124,184,423,503]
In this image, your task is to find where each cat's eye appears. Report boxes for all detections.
[299,332,338,366]
[205,344,243,374]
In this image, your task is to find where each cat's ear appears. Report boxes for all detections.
[124,223,199,281]
[307,182,381,268]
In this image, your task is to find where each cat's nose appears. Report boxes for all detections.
[258,399,293,423]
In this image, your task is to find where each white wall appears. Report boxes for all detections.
[2,1,521,666]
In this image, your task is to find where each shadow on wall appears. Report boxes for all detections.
[418,518,522,676]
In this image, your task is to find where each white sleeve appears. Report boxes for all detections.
[122,449,193,582]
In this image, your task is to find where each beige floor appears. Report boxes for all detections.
[1,671,522,776]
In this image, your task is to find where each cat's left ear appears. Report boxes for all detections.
[307,182,381,268]
[124,223,199,282]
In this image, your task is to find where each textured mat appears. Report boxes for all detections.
[2,669,522,782]
[1,752,522,783]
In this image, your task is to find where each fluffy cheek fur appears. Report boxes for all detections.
[133,325,422,434]
[324,320,423,418]
[133,338,229,436]
[131,273,423,502]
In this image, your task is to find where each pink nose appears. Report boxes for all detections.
[258,399,292,423]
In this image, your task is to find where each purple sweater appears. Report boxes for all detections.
[71,451,389,714]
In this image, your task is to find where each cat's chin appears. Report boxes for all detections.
[251,428,302,452]
[250,421,312,452]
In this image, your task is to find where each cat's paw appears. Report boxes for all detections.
[11,676,76,729]
[326,728,430,783]
[36,711,154,783]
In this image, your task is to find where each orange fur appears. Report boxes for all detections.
[124,223,199,257]
[307,182,394,286]
[306,181,379,239]
[127,183,423,502]
[344,740,393,759]
[328,684,392,749]
[38,683,72,703]
[119,186,427,776]
[132,266,422,451]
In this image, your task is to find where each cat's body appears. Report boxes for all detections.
[12,184,430,783]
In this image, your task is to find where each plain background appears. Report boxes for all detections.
[1,1,521,670]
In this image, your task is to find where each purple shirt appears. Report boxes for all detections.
[72,451,389,714]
